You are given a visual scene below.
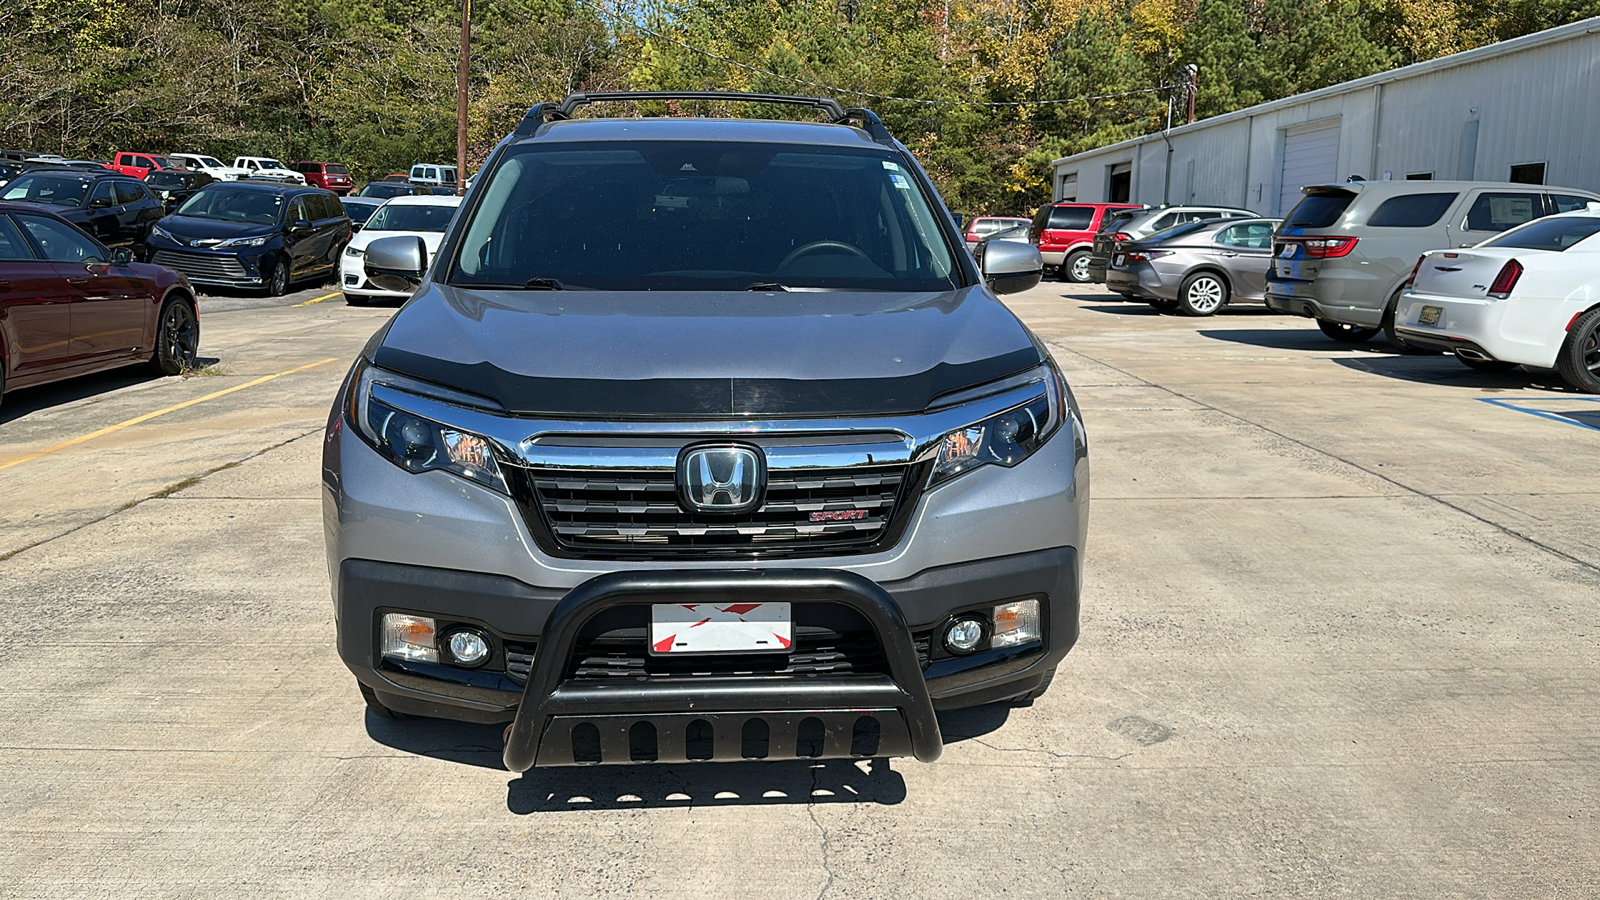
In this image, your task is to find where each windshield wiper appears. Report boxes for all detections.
[745,282,790,292]
[521,278,565,290]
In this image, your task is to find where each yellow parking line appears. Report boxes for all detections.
[295,292,342,307]
[0,358,339,473]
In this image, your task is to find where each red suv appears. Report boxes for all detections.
[110,152,185,180]
[291,162,354,194]
[1029,202,1142,283]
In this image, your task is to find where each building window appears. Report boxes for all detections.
[1509,163,1546,185]
[1059,172,1078,202]
[1405,172,1433,180]
[1108,162,1132,203]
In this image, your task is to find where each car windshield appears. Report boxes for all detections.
[176,187,284,224]
[0,173,91,207]
[451,140,959,291]
[358,183,409,198]
[366,203,455,233]
[258,159,285,169]
[1483,215,1600,252]
[192,156,224,168]
[1141,221,1209,244]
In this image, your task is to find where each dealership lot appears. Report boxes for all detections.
[1,281,1596,897]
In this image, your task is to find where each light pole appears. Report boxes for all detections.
[456,0,472,195]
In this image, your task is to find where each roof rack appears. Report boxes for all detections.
[513,91,894,145]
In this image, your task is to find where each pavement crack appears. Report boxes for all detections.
[968,738,1132,762]
[807,765,837,900]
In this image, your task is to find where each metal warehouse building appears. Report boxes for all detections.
[1050,17,1600,216]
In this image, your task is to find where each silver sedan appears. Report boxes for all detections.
[1105,217,1281,316]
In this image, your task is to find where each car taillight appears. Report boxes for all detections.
[1302,237,1359,258]
[1124,251,1171,264]
[1487,259,1523,298]
[1112,233,1130,242]
[1404,255,1425,287]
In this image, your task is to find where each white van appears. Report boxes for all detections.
[408,163,458,187]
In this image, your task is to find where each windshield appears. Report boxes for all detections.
[358,183,411,198]
[0,173,91,207]
[258,159,285,170]
[366,203,456,233]
[451,141,959,291]
[176,187,284,225]
[193,156,224,168]
[1483,215,1600,252]
[1141,221,1209,244]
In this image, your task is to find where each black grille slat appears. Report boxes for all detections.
[569,631,887,680]
[150,250,248,280]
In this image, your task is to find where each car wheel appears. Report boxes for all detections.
[148,297,199,375]
[1381,292,1434,354]
[344,292,368,307]
[266,259,290,297]
[359,682,406,719]
[1454,353,1519,373]
[1148,298,1180,313]
[1064,250,1092,284]
[1555,307,1600,393]
[1316,318,1380,343]
[1178,272,1228,316]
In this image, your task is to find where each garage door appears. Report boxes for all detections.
[1278,120,1341,215]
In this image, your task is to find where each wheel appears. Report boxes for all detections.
[1177,272,1228,316]
[1454,353,1519,373]
[1148,298,1180,313]
[1381,293,1434,354]
[344,292,368,307]
[147,297,199,375]
[265,258,290,297]
[1063,250,1092,284]
[1556,307,1600,393]
[1317,318,1380,343]
[359,682,406,719]
[1009,668,1057,705]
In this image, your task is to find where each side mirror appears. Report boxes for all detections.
[89,197,112,209]
[112,247,133,265]
[291,218,313,231]
[980,240,1044,295]
[365,235,427,293]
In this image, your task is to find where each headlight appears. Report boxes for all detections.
[344,246,364,258]
[929,362,1067,487]
[151,224,177,242]
[216,234,270,248]
[347,362,507,493]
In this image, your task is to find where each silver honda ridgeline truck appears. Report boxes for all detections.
[322,92,1089,772]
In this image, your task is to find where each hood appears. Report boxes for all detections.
[158,215,277,243]
[348,229,447,254]
[8,199,87,220]
[372,286,1042,418]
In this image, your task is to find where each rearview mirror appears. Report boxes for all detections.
[980,240,1044,295]
[365,235,427,293]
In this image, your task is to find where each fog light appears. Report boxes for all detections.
[381,614,437,663]
[991,599,1041,648]
[944,616,986,654]
[445,629,491,668]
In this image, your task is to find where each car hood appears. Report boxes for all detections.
[348,230,446,253]
[158,215,277,243]
[7,199,87,219]
[371,285,1043,418]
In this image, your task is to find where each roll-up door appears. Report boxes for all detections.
[1058,173,1078,202]
[1278,120,1341,215]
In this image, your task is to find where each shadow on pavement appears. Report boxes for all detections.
[1328,356,1575,392]
[0,355,219,424]
[1196,327,1392,352]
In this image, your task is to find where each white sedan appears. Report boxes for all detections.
[340,194,462,305]
[1395,210,1600,393]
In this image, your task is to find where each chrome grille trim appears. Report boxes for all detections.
[150,249,250,281]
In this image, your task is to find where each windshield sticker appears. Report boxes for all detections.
[888,172,912,190]
[882,161,903,172]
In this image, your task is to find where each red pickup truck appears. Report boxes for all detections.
[110,152,184,180]
[291,161,354,194]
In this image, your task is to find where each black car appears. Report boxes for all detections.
[144,169,216,212]
[355,181,426,200]
[146,182,350,295]
[0,169,165,252]
[339,196,384,231]
[0,161,26,189]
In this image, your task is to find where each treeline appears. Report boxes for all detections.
[2,0,1594,214]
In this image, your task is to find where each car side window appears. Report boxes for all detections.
[1464,192,1544,232]
[287,196,309,224]
[1550,194,1593,213]
[114,181,148,205]
[0,215,34,261]
[88,183,117,208]
[17,215,105,263]
[1152,213,1176,230]
[1217,222,1274,250]
[1366,192,1458,227]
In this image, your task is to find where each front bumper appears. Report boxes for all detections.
[339,254,404,298]
[147,243,273,288]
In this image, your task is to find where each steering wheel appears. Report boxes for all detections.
[778,240,873,269]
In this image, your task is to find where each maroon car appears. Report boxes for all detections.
[291,162,354,195]
[0,202,198,407]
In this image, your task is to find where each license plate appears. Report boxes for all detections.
[1419,305,1443,327]
[1113,254,1125,267]
[650,602,792,655]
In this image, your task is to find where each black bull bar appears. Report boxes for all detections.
[502,569,944,771]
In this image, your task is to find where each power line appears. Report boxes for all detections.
[575,0,1175,109]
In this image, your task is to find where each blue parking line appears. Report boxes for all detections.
[1478,397,1600,433]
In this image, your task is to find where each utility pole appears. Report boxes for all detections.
[456,0,472,195]
[1186,64,1199,125]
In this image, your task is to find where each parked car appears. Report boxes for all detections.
[0,169,165,252]
[329,91,1078,768]
[1087,204,1256,284]
[339,194,461,305]
[355,181,426,200]
[232,156,306,184]
[144,169,216,212]
[110,152,185,180]
[168,153,250,182]
[0,202,199,408]
[1105,217,1281,316]
[0,161,26,188]
[291,161,354,195]
[380,174,411,183]
[340,196,384,231]
[1028,201,1143,283]
[146,181,349,295]
[1394,210,1600,391]
[962,216,1031,252]
[35,160,114,171]
[407,163,457,187]
[1,150,45,162]
[1266,180,1600,346]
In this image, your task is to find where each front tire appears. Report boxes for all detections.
[1063,250,1092,284]
[1178,272,1228,316]
[265,258,290,297]
[359,682,406,719]
[1317,318,1380,343]
[1556,307,1600,393]
[148,297,199,375]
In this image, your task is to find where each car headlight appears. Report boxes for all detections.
[929,362,1067,487]
[216,234,270,248]
[344,246,364,258]
[151,224,177,242]
[347,361,507,493]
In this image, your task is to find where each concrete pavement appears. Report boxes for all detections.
[0,281,1596,898]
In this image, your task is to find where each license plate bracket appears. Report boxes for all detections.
[649,602,793,655]
[1419,305,1443,327]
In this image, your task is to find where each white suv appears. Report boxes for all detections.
[169,153,249,182]
[408,163,458,187]
[233,156,306,184]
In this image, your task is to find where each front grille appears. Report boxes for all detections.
[509,462,924,560]
[569,629,888,680]
[150,249,248,281]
